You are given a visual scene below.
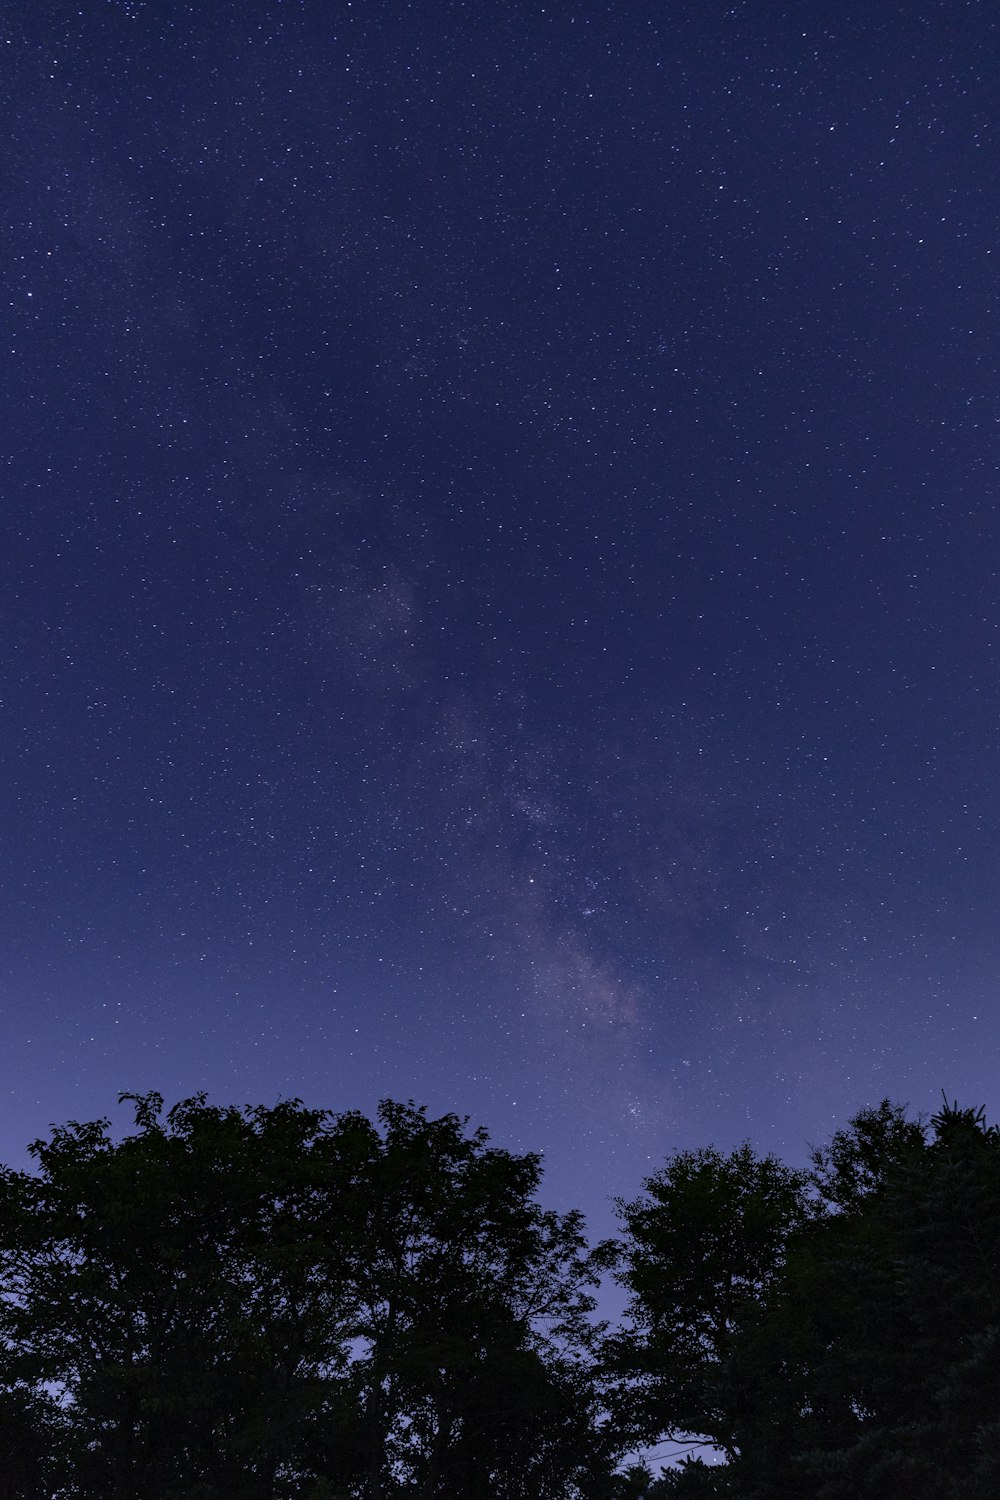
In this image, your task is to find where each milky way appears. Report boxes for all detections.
[3,1,999,1234]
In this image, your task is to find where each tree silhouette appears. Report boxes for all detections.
[611,1097,1000,1498]
[608,1142,810,1468]
[0,1089,997,1494]
[0,1093,617,1498]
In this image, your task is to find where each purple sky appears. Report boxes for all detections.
[3,0,999,1240]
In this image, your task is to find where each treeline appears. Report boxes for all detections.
[0,1092,997,1497]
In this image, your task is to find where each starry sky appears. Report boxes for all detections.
[3,0,999,1232]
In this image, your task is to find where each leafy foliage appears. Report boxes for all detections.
[608,1142,811,1464]
[0,1089,997,1495]
[0,1094,615,1498]
[611,1096,1000,1498]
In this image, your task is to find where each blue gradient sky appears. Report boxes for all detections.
[3,0,999,1237]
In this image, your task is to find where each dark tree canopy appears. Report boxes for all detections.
[610,1096,1000,1499]
[0,1094,616,1499]
[0,1090,997,1497]
[607,1142,811,1465]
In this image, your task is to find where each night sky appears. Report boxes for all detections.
[4,0,999,1234]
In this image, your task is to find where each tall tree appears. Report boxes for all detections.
[610,1099,1000,1498]
[329,1099,617,1498]
[0,1092,371,1498]
[788,1098,1000,1498]
[609,1142,810,1470]
[0,1093,617,1498]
